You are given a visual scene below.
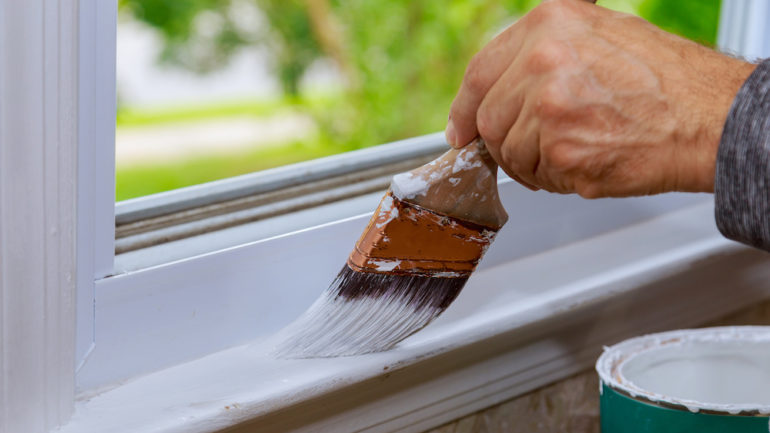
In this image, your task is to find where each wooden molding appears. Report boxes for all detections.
[0,1,79,431]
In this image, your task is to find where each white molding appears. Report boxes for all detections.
[75,0,117,368]
[58,202,770,433]
[0,1,79,432]
[115,132,447,223]
[78,181,705,391]
[718,0,770,60]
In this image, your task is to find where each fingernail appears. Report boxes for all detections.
[445,120,458,148]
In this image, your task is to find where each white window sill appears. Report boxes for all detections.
[59,201,770,433]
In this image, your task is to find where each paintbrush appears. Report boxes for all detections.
[274,138,508,358]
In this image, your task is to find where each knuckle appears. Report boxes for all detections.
[463,54,487,94]
[498,142,518,173]
[475,104,503,145]
[527,2,556,25]
[525,39,569,74]
[535,80,572,118]
[541,142,577,172]
[527,0,572,25]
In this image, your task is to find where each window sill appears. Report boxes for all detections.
[60,201,770,433]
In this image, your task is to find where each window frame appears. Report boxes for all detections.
[3,0,770,431]
[75,0,118,370]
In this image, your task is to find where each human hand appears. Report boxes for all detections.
[445,0,756,197]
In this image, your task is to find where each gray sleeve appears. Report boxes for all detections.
[714,59,770,252]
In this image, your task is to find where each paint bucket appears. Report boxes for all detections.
[596,326,770,433]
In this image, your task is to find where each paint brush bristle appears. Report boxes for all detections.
[273,139,508,358]
[272,265,467,358]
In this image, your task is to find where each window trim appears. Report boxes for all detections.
[76,0,118,369]
[60,202,770,433]
[77,0,770,405]
[4,0,770,431]
[115,133,448,224]
[113,133,447,254]
[717,0,770,60]
[1,1,82,431]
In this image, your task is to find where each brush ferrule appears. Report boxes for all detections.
[347,190,498,277]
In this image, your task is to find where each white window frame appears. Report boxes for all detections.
[2,1,770,432]
[1,0,115,432]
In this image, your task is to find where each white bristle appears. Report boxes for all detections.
[270,266,466,358]
[272,289,441,358]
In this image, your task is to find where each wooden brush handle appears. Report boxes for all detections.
[390,138,509,229]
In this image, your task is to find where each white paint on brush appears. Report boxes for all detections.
[391,172,429,199]
[452,147,483,174]
[271,288,439,358]
[375,195,399,228]
[391,144,485,200]
[370,259,401,272]
[54,200,764,433]
[432,271,463,277]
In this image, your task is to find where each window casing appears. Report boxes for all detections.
[4,1,770,432]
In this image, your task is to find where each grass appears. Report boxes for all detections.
[116,138,345,201]
[115,93,355,201]
[117,99,288,128]
[116,92,340,128]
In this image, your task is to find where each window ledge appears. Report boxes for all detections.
[59,201,770,433]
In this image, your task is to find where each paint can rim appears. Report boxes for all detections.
[596,326,770,416]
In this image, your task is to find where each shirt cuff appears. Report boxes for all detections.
[715,58,770,251]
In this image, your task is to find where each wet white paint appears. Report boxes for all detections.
[374,194,399,228]
[451,147,482,174]
[57,200,770,433]
[390,142,486,200]
[391,172,429,199]
[624,341,770,408]
[271,287,439,358]
[431,271,463,277]
[597,327,770,415]
[370,259,401,272]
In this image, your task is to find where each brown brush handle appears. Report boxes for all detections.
[390,138,508,229]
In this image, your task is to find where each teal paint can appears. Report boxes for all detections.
[596,327,770,433]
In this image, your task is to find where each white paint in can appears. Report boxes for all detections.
[596,326,770,415]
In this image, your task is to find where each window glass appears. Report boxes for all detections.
[115,0,720,201]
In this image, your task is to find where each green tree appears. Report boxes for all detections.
[119,0,721,152]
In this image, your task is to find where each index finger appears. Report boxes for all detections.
[446,22,527,149]
[446,0,598,149]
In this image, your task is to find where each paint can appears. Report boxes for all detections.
[596,326,770,433]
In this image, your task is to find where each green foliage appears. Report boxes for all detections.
[119,0,519,151]
[119,0,249,72]
[317,1,512,147]
[638,0,721,46]
[257,0,324,95]
[117,0,723,199]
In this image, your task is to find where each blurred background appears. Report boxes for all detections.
[116,0,721,201]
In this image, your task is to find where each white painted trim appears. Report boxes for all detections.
[58,202,770,433]
[75,0,117,368]
[0,1,79,431]
[115,133,448,223]
[718,0,770,60]
[78,179,706,391]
